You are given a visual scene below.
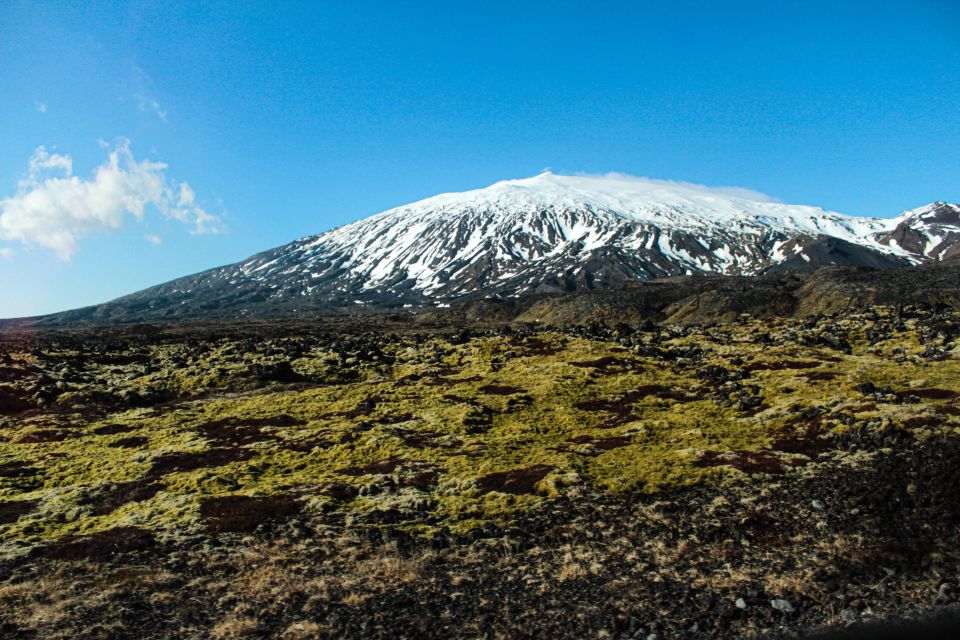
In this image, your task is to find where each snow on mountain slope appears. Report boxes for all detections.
[232,172,910,292]
[873,202,960,261]
[57,173,958,321]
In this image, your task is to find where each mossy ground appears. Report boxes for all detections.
[2,308,960,639]
[2,309,958,556]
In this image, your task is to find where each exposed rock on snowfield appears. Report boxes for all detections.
[22,173,959,324]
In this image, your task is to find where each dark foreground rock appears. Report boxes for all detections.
[1,298,959,638]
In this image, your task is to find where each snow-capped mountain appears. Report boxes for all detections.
[46,173,960,321]
[873,201,960,262]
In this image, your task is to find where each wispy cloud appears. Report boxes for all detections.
[0,140,224,260]
[36,102,48,113]
[135,92,168,123]
[586,172,783,204]
[129,65,168,123]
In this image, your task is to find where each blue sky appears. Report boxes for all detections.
[1,0,958,318]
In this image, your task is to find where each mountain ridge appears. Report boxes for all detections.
[9,173,960,325]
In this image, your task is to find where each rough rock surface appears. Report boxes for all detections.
[2,291,960,638]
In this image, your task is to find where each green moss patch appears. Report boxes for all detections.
[1,312,959,554]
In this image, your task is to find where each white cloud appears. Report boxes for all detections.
[22,147,73,188]
[0,140,224,260]
[0,248,14,260]
[36,102,48,113]
[590,172,783,204]
[145,233,162,245]
[135,92,168,122]
[177,182,195,207]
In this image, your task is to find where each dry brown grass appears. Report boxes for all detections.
[555,546,608,582]
[0,580,39,607]
[633,501,675,526]
[341,591,370,607]
[557,561,588,581]
[0,574,83,630]
[281,620,325,638]
[234,556,305,602]
[209,615,260,639]
[148,591,177,606]
[689,561,759,590]
[650,538,692,567]
[763,567,819,599]
[353,546,432,586]
[449,573,471,586]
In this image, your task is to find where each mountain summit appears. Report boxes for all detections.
[35,173,960,322]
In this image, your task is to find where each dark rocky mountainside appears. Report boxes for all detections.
[449,260,960,328]
[10,259,959,332]
[874,201,960,261]
[7,174,958,326]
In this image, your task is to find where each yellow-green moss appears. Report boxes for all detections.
[2,314,959,553]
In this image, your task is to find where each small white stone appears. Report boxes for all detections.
[771,598,795,613]
[735,597,747,609]
[811,499,825,510]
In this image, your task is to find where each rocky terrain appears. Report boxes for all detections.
[2,271,960,638]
